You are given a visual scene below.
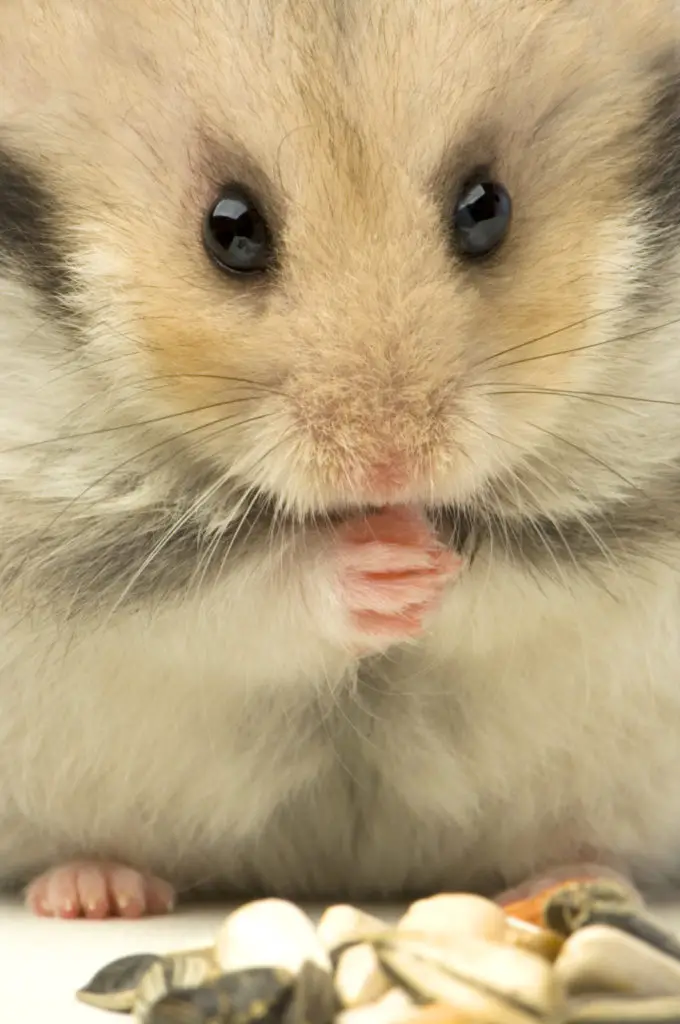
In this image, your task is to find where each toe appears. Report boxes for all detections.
[338,542,436,574]
[76,865,111,919]
[144,876,176,915]
[45,865,81,918]
[352,608,433,637]
[24,877,52,917]
[107,866,147,918]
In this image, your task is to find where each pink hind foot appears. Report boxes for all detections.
[25,861,176,919]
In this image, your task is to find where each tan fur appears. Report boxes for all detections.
[1,0,680,897]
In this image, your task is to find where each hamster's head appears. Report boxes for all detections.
[2,0,680,536]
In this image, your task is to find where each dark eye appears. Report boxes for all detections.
[453,180,512,258]
[203,186,273,275]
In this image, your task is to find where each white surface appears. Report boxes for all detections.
[3,896,680,1022]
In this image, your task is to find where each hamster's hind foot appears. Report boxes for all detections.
[24,861,176,919]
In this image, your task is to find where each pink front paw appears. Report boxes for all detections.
[25,861,176,919]
[333,505,460,650]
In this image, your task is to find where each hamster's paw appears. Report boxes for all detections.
[330,504,461,650]
[25,861,176,919]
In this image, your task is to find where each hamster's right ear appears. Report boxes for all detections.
[0,142,74,308]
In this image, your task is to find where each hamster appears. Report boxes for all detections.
[1,0,680,918]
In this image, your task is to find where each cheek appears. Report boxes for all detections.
[85,239,287,420]
[136,315,292,474]
[474,206,638,395]
[452,208,642,481]
[70,174,289,398]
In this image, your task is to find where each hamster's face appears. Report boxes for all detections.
[1,0,680,530]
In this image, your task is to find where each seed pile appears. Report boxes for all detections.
[76,878,680,1023]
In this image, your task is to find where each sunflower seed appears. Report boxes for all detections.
[145,986,225,1024]
[555,924,680,997]
[145,967,295,1024]
[317,906,388,958]
[563,908,680,965]
[336,989,415,1024]
[134,951,220,1022]
[504,919,564,963]
[334,943,392,1007]
[217,900,330,976]
[399,896,506,944]
[76,953,163,1011]
[401,1001,538,1024]
[375,935,562,1019]
[543,880,644,937]
[283,960,338,1024]
[567,995,680,1022]
[371,956,538,1024]
[217,967,294,1024]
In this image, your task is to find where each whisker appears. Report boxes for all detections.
[106,475,237,616]
[212,431,298,580]
[473,385,648,415]
[488,315,680,372]
[1,401,273,454]
[46,357,282,398]
[505,476,579,587]
[103,427,295,618]
[517,456,623,579]
[524,420,640,493]
[471,304,625,370]
[22,412,277,566]
[210,487,269,583]
[136,373,284,396]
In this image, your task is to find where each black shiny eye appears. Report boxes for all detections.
[203,186,273,275]
[453,180,512,258]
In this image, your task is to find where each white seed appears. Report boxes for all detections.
[377,934,563,1018]
[216,898,330,975]
[336,988,415,1024]
[317,904,388,953]
[555,923,680,997]
[334,942,392,1007]
[399,895,506,943]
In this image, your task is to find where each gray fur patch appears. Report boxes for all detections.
[0,142,74,307]
[439,470,680,581]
